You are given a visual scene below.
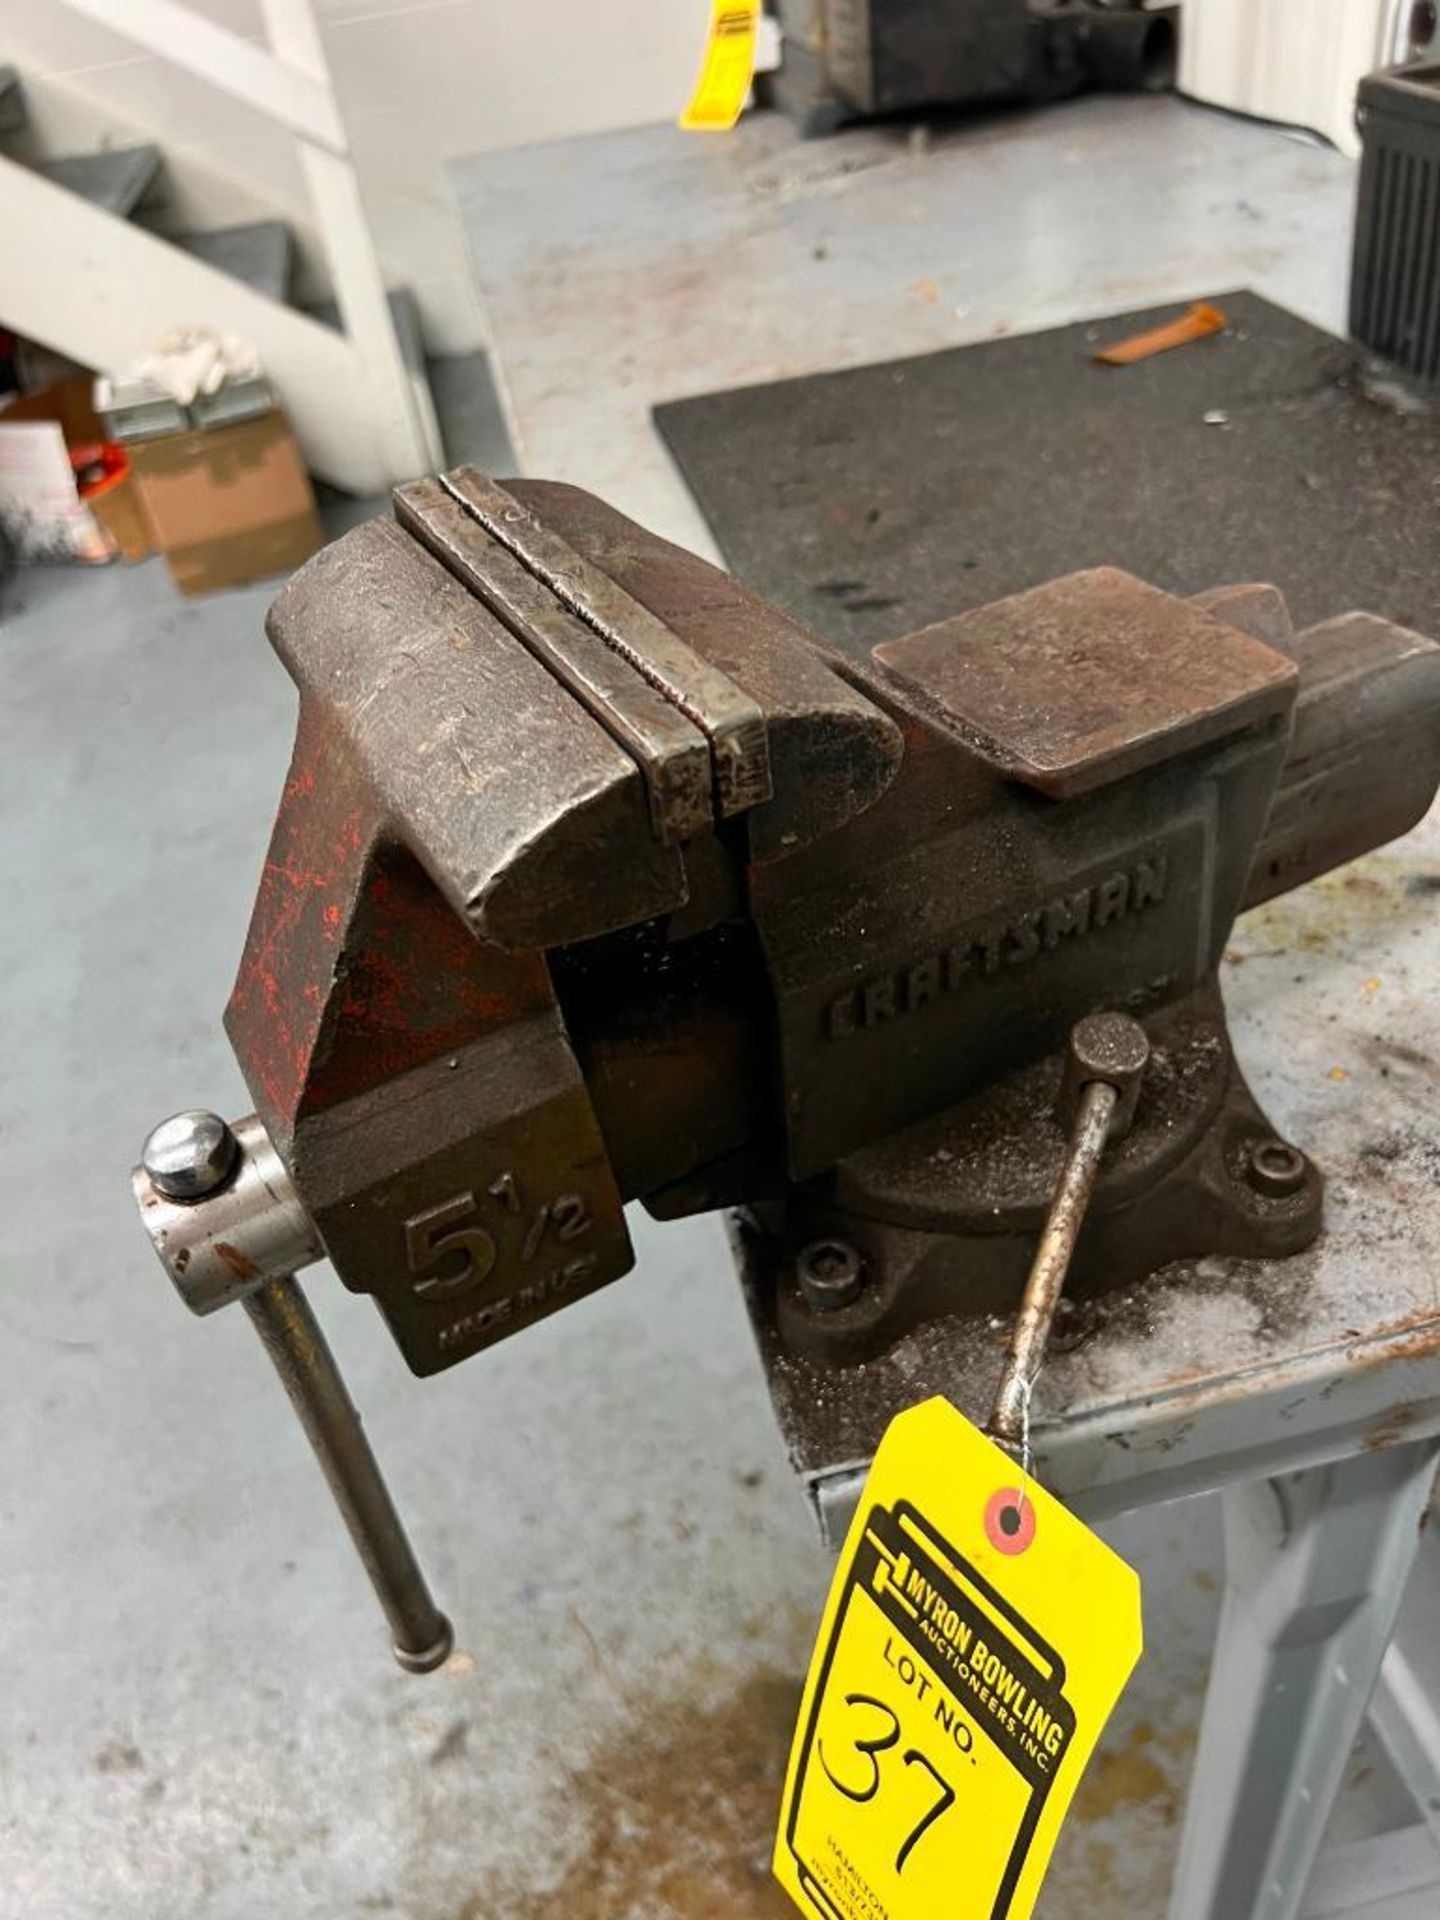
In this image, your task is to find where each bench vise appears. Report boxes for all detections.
[133,469,1440,1666]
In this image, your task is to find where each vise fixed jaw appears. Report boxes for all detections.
[133,468,1440,1663]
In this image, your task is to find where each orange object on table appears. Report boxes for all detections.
[1093,301,1228,366]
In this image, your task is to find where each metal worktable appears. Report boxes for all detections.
[741,831,1440,1920]
[455,91,1440,1920]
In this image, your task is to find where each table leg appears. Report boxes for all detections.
[1167,1438,1440,1920]
[1369,1516,1440,1843]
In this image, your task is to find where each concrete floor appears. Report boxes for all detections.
[0,91,1427,1920]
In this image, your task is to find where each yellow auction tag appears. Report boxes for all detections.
[678,1,760,131]
[774,1398,1142,1920]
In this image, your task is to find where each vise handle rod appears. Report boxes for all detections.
[989,1013,1150,1451]
[134,1111,452,1673]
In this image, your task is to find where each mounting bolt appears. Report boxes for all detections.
[141,1110,239,1202]
[1246,1137,1308,1198]
[796,1239,865,1312]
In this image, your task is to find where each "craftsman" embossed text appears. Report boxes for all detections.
[825,851,1168,1040]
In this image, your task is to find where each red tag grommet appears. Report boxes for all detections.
[984,1486,1037,1555]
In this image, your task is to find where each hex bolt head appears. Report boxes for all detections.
[796,1239,865,1312]
[1246,1137,1308,1199]
[141,1110,239,1202]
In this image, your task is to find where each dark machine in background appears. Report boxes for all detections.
[765,0,1180,136]
[1351,60,1440,390]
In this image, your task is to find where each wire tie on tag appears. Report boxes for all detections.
[1014,1370,1037,1524]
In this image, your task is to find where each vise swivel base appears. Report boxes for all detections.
[133,469,1440,1665]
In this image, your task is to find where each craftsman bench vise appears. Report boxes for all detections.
[133,468,1440,1667]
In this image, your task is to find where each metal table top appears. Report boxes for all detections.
[452,96,1440,1545]
[737,826,1440,1540]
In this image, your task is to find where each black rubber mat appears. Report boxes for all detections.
[653,290,1440,660]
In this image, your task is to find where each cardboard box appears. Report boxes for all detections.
[4,374,104,443]
[128,409,322,597]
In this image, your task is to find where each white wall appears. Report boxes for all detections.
[0,0,715,353]
[322,0,708,353]
[1180,0,1403,157]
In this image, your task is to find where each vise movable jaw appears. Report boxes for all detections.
[133,470,1440,1662]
